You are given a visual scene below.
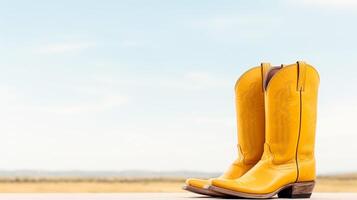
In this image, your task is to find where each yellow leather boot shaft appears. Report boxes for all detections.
[221,64,267,180]
[265,62,319,182]
[233,65,266,166]
[185,63,269,191]
[296,62,319,182]
[211,62,319,195]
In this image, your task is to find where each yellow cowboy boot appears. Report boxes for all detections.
[183,63,270,196]
[209,61,319,199]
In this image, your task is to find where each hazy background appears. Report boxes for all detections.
[0,0,356,175]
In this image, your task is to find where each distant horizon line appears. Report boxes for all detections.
[0,169,354,177]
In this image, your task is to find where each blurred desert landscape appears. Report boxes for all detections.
[0,171,356,193]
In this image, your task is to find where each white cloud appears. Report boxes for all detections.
[194,15,275,29]
[291,0,357,9]
[93,71,232,91]
[160,71,231,91]
[144,71,232,91]
[121,40,145,48]
[190,14,282,40]
[316,99,357,173]
[40,95,129,114]
[0,86,17,103]
[0,84,128,115]
[183,71,230,89]
[34,42,94,54]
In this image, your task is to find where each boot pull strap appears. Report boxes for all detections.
[297,61,307,91]
[261,62,271,91]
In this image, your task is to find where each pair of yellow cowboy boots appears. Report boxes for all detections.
[183,61,319,199]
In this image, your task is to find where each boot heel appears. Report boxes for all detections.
[278,181,315,198]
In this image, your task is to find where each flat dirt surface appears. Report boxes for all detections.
[0,178,356,193]
[0,193,356,200]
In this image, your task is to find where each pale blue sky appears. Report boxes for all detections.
[0,0,356,174]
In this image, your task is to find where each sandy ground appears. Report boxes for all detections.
[0,193,357,200]
[0,178,356,193]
